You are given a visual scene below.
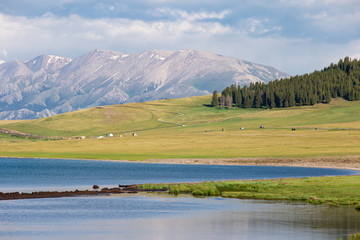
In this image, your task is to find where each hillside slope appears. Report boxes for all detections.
[0,96,360,161]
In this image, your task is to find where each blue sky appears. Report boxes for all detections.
[0,0,359,75]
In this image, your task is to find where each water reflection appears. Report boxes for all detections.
[0,194,359,240]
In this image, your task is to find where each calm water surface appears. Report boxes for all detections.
[0,157,359,240]
[0,194,359,240]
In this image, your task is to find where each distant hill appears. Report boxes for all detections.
[0,49,289,120]
[1,95,360,139]
[1,94,360,160]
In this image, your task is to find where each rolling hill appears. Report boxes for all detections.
[1,95,360,160]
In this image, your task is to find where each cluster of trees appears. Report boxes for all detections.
[211,57,360,109]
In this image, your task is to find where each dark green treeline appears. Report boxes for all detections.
[212,57,360,109]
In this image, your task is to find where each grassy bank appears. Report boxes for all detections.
[139,175,360,207]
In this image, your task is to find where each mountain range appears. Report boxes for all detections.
[0,49,289,120]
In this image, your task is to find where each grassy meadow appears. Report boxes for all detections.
[139,175,360,207]
[1,96,360,160]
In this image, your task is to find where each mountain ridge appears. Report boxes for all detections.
[0,49,289,120]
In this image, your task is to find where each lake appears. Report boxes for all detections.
[0,157,357,192]
[0,157,359,240]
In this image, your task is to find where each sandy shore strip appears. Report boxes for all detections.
[139,156,360,171]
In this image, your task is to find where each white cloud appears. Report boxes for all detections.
[0,49,8,58]
[278,0,358,6]
[242,18,282,35]
[310,11,328,20]
[306,9,360,32]
[0,11,359,75]
[0,12,231,59]
[152,8,230,21]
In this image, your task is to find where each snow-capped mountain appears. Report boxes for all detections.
[0,49,289,120]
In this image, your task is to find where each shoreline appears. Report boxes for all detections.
[140,156,360,172]
[1,155,360,171]
[1,155,359,201]
[0,185,166,201]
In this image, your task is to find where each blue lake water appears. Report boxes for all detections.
[1,194,360,240]
[0,157,359,240]
[0,157,357,192]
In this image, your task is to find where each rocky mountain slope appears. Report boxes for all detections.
[0,49,289,119]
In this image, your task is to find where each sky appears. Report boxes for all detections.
[0,0,359,75]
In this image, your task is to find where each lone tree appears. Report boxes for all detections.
[211,90,219,107]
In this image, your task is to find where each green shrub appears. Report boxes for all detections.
[349,233,360,240]
[192,186,219,196]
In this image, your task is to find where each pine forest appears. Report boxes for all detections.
[211,57,360,109]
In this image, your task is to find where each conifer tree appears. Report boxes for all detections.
[231,84,237,104]
[225,95,233,108]
[220,95,226,109]
[265,87,275,109]
[253,88,262,108]
[236,86,242,107]
[211,90,219,107]
[244,93,254,108]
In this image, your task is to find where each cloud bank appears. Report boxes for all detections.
[0,0,359,75]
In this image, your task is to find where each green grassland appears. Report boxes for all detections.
[1,96,360,160]
[139,175,360,207]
